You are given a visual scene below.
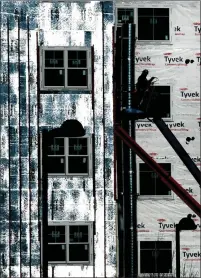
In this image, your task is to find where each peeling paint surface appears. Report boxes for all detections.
[0,1,115,277]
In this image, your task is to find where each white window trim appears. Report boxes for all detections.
[115,7,173,45]
[48,136,93,177]
[40,46,92,91]
[136,84,173,122]
[137,160,175,200]
[138,240,173,277]
[42,221,93,266]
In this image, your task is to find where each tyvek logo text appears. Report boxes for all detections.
[166,121,188,131]
[186,187,197,197]
[157,219,176,232]
[180,88,200,101]
[136,121,188,131]
[137,222,149,232]
[136,123,157,131]
[174,26,185,35]
[195,53,201,65]
[164,53,186,66]
[135,52,155,66]
[191,157,201,163]
[194,23,201,35]
[183,250,201,261]
[158,221,200,232]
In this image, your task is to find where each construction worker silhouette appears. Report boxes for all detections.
[136,69,156,110]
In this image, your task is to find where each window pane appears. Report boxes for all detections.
[69,244,89,262]
[67,69,88,87]
[117,8,134,24]
[48,226,66,243]
[160,94,171,118]
[69,138,88,155]
[140,163,171,195]
[155,86,170,96]
[48,244,66,262]
[160,163,171,172]
[140,241,155,249]
[78,51,87,59]
[68,50,87,59]
[54,51,64,59]
[68,59,87,68]
[45,51,54,59]
[156,241,172,249]
[45,59,63,68]
[154,8,169,17]
[138,17,154,40]
[156,179,171,195]
[149,86,170,118]
[155,164,171,195]
[68,51,77,59]
[48,138,65,155]
[68,51,87,68]
[69,225,89,242]
[140,171,155,195]
[138,8,153,17]
[154,17,169,40]
[140,163,151,171]
[44,69,64,87]
[157,250,172,273]
[68,156,88,174]
[140,250,155,273]
[48,156,65,174]
[45,50,64,67]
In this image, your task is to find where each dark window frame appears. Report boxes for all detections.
[116,7,171,42]
[47,222,93,265]
[47,136,92,177]
[140,241,172,274]
[148,85,171,119]
[117,8,134,24]
[137,8,170,41]
[40,47,91,90]
[139,162,172,196]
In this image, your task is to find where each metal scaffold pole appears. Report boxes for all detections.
[114,23,138,278]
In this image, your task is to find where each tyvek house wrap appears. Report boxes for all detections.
[115,0,200,276]
[0,1,115,278]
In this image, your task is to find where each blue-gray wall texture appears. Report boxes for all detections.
[0,1,116,277]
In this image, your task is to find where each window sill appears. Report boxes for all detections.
[48,173,90,176]
[137,118,173,123]
[40,90,91,94]
[40,88,91,92]
[138,274,173,277]
[49,262,67,265]
[49,262,91,265]
[137,41,173,45]
[138,195,174,200]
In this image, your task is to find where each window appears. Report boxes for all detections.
[40,47,92,91]
[47,136,92,177]
[148,85,171,119]
[117,8,134,24]
[47,221,93,265]
[116,8,171,42]
[138,163,172,196]
[138,8,169,41]
[139,241,172,274]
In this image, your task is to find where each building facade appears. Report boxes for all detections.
[0,0,200,277]
[0,0,115,277]
[115,0,200,276]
